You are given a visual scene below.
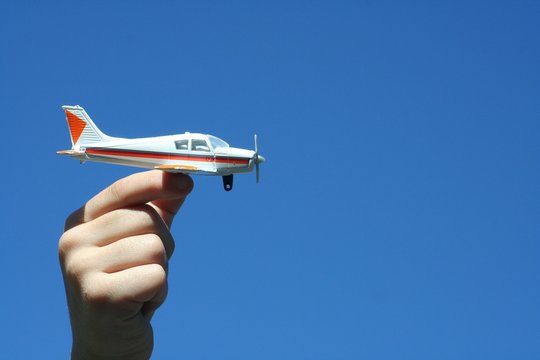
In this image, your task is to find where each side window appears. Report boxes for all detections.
[175,140,189,151]
[191,139,210,152]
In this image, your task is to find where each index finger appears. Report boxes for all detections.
[65,170,193,230]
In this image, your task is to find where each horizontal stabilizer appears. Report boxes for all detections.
[56,149,84,156]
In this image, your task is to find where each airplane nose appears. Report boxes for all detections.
[257,155,265,164]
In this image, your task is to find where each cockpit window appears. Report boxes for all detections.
[175,140,189,150]
[191,139,210,152]
[208,135,229,150]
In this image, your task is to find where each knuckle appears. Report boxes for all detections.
[63,250,93,279]
[58,230,78,260]
[125,204,158,225]
[128,205,166,233]
[142,205,162,225]
[141,234,166,260]
[62,258,80,278]
[147,264,167,285]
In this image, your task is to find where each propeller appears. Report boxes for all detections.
[253,134,265,183]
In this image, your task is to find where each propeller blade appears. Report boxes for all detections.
[256,162,260,183]
[254,134,260,183]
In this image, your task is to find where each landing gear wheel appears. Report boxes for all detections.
[223,175,234,191]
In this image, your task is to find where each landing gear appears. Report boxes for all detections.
[222,175,234,191]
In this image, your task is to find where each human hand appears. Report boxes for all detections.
[59,170,193,360]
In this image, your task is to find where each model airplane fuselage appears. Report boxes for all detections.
[57,105,265,191]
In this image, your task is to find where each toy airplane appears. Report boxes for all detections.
[57,105,265,191]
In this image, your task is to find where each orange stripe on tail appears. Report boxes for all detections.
[65,110,86,145]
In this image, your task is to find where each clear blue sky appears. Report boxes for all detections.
[1,1,539,358]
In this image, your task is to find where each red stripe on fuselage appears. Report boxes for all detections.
[85,148,250,165]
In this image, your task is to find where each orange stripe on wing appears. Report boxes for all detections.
[155,164,200,171]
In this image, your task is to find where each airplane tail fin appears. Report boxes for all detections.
[62,105,112,146]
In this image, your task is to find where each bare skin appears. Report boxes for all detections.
[59,171,193,360]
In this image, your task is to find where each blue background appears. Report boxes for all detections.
[1,1,539,358]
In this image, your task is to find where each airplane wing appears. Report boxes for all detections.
[154,164,216,175]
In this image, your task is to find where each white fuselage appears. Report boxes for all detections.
[69,133,256,176]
